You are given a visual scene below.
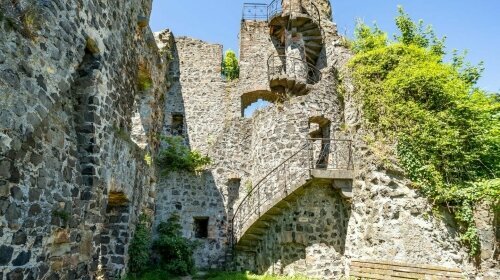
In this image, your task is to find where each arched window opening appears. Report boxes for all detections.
[244,99,273,118]
[241,90,282,118]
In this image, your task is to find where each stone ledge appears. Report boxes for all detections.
[311,169,355,179]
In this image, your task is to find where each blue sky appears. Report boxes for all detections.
[150,0,499,93]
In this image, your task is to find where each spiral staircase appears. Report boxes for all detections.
[232,0,338,254]
[266,0,325,96]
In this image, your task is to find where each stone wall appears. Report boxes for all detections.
[0,0,170,278]
[162,36,227,154]
[1,0,497,279]
[235,183,350,279]
[154,171,227,269]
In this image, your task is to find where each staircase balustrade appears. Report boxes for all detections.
[230,138,354,247]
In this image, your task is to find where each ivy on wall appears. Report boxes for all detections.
[348,7,500,255]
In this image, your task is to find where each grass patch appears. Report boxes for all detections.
[126,271,317,280]
[201,272,317,280]
[125,269,178,280]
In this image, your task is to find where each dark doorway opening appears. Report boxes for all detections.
[172,113,184,136]
[193,217,209,238]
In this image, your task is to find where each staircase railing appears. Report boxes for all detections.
[245,0,322,30]
[309,138,354,170]
[242,3,269,20]
[230,138,354,246]
[267,55,322,85]
[267,0,283,21]
[231,142,311,246]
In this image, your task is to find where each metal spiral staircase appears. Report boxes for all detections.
[231,0,346,262]
[243,0,325,96]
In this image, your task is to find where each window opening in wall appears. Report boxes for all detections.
[227,178,241,218]
[193,217,209,238]
[171,113,184,136]
[309,116,331,169]
[243,99,272,118]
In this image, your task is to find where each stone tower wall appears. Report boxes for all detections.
[236,183,350,279]
[0,0,170,278]
[0,0,497,279]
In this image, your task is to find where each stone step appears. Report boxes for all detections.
[300,23,318,32]
[303,36,323,41]
[305,41,323,50]
[290,16,311,28]
[301,29,322,36]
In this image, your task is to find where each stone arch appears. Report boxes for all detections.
[241,90,282,117]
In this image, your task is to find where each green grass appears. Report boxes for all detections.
[125,270,316,280]
[124,269,177,280]
[199,271,316,280]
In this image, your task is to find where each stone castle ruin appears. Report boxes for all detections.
[0,0,497,279]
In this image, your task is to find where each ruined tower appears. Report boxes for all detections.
[0,0,498,279]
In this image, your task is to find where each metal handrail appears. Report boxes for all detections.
[230,138,354,247]
[309,138,354,170]
[245,0,323,32]
[267,55,322,85]
[267,0,282,21]
[242,3,269,20]
[230,142,311,247]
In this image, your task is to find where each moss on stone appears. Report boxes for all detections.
[108,191,129,207]
[138,63,153,91]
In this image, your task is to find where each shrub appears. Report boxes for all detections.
[128,215,152,274]
[349,7,499,255]
[156,136,211,174]
[222,50,239,80]
[153,214,198,276]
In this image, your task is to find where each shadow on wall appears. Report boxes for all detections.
[153,40,228,269]
[162,40,190,146]
[243,183,351,277]
[155,171,228,269]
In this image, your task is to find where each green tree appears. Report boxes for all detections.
[222,50,239,80]
[349,7,500,255]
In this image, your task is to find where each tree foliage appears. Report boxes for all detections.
[156,136,211,174]
[222,49,239,80]
[349,7,500,255]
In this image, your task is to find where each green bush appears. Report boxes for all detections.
[153,214,198,276]
[222,50,240,81]
[348,7,499,255]
[128,215,152,274]
[156,136,211,174]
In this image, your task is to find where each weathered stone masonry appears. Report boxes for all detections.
[154,0,498,279]
[1,0,171,278]
[1,0,498,279]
